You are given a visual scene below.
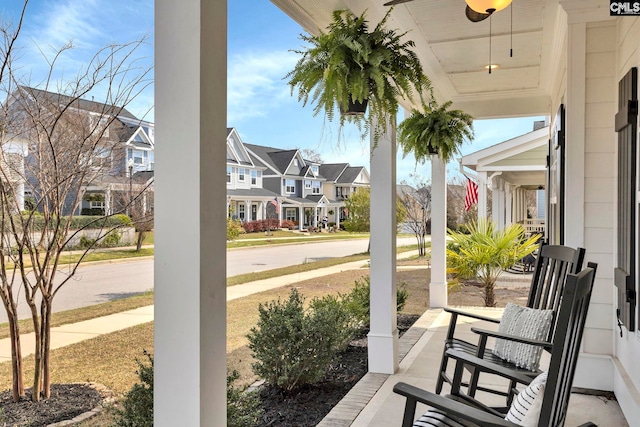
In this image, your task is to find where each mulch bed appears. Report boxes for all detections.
[255,313,420,427]
[0,383,108,427]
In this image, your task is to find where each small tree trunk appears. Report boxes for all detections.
[136,230,145,252]
[484,280,497,307]
[41,301,52,398]
[30,305,42,401]
[7,312,24,401]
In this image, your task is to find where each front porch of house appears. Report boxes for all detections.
[319,307,629,427]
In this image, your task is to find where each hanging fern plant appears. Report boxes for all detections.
[397,100,474,164]
[286,9,430,144]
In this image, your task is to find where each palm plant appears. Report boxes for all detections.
[397,100,474,163]
[447,220,541,307]
[286,9,430,143]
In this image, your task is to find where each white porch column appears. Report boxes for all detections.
[15,182,24,212]
[298,206,304,229]
[105,188,112,216]
[505,184,513,226]
[155,1,227,426]
[430,155,447,308]
[261,200,268,221]
[368,118,398,374]
[564,21,586,249]
[492,180,505,229]
[244,200,251,222]
[477,171,488,221]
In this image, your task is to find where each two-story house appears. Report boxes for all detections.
[319,163,370,223]
[244,142,337,229]
[226,127,370,230]
[7,86,154,216]
[225,127,278,222]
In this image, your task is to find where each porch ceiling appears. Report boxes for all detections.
[270,0,576,119]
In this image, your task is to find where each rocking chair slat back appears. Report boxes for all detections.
[527,243,586,343]
[540,262,597,426]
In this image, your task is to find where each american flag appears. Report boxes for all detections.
[270,197,279,214]
[464,178,478,211]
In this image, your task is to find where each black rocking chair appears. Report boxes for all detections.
[435,242,585,404]
[394,264,597,427]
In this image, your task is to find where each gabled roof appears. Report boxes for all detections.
[397,184,418,199]
[124,126,153,149]
[336,166,367,184]
[319,163,349,182]
[226,127,257,167]
[244,143,299,175]
[17,86,138,120]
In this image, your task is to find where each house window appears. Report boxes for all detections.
[251,204,257,221]
[285,179,295,194]
[312,181,321,194]
[285,208,296,222]
[251,170,258,185]
[238,168,245,182]
[336,187,343,198]
[90,200,105,209]
[238,204,245,221]
[148,152,154,171]
[305,180,311,189]
[128,149,146,167]
[226,167,232,183]
[93,147,111,169]
[311,165,319,175]
[293,159,299,167]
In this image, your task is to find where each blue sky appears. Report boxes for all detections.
[4,0,542,183]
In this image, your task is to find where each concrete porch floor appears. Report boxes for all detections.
[319,308,629,427]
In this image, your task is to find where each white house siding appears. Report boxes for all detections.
[555,16,619,395]
[614,15,640,423]
[581,21,616,359]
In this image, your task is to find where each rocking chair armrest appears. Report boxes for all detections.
[444,349,535,385]
[444,307,502,324]
[471,327,553,350]
[393,382,518,427]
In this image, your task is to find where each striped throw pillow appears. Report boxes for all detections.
[493,303,553,371]
[505,372,548,426]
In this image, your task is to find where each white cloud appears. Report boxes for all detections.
[228,50,299,123]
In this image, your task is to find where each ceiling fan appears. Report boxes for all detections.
[383,0,512,23]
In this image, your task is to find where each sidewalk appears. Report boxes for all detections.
[0,250,421,362]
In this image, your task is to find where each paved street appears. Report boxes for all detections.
[227,236,415,276]
[0,236,418,322]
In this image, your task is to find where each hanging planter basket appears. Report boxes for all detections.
[341,99,368,116]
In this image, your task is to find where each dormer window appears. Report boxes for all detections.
[311,165,319,175]
[293,158,299,167]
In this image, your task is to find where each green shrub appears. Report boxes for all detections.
[247,289,357,391]
[309,294,359,352]
[24,214,132,231]
[101,230,122,247]
[114,350,153,427]
[227,218,243,241]
[79,236,97,249]
[345,276,409,326]
[227,371,262,427]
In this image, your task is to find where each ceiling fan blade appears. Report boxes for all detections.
[384,0,415,6]
[465,5,490,22]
